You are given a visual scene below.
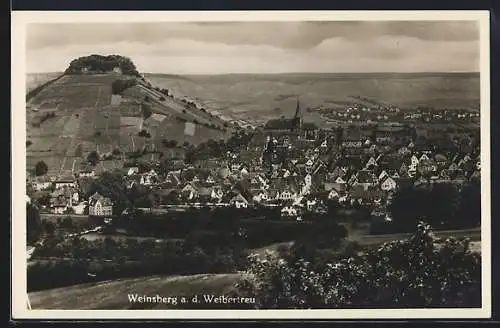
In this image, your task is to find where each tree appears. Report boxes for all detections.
[27,203,42,243]
[458,181,481,228]
[87,151,100,166]
[34,161,49,176]
[235,222,481,309]
[141,103,152,120]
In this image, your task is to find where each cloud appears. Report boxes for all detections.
[26,21,479,74]
[27,21,479,50]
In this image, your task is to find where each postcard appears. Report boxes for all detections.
[11,10,491,319]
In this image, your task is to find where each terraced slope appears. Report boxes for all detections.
[26,73,232,177]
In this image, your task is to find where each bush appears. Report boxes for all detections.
[159,96,166,101]
[138,130,151,138]
[87,151,100,166]
[235,222,481,309]
[111,79,137,94]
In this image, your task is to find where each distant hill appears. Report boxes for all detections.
[26,72,63,93]
[145,72,480,123]
[26,56,232,177]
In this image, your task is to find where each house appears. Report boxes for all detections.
[127,167,139,176]
[342,131,364,148]
[229,193,249,208]
[434,154,449,168]
[380,176,398,191]
[410,155,420,167]
[181,183,199,201]
[51,197,68,214]
[140,169,159,186]
[205,174,217,185]
[328,188,343,200]
[365,156,378,169]
[32,176,53,191]
[72,201,88,215]
[78,168,96,178]
[398,146,411,156]
[165,171,182,186]
[54,176,76,189]
[197,186,213,202]
[353,170,378,190]
[251,189,269,203]
[349,187,386,206]
[281,206,299,218]
[210,186,224,202]
[419,153,430,162]
[88,192,113,217]
[378,170,389,181]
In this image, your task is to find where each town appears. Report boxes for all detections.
[27,97,481,229]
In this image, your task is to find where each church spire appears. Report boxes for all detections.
[294,97,301,118]
[293,96,302,130]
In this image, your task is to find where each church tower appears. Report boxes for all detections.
[293,97,303,131]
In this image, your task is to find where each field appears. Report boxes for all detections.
[29,273,244,309]
[145,72,480,124]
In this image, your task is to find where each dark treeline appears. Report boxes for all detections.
[111,79,137,95]
[65,54,141,77]
[372,180,481,234]
[28,236,247,292]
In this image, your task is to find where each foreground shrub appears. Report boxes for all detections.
[235,222,481,309]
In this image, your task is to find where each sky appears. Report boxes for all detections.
[26,21,480,74]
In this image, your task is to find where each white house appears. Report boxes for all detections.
[252,191,269,203]
[365,156,378,168]
[380,176,398,191]
[378,170,389,181]
[281,206,298,218]
[54,176,76,190]
[32,176,53,191]
[210,186,224,202]
[88,192,113,217]
[230,194,249,208]
[410,155,420,167]
[127,167,139,176]
[419,153,430,162]
[328,189,341,200]
[140,169,158,186]
[72,201,88,215]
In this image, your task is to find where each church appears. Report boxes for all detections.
[263,98,318,140]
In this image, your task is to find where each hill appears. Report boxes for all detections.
[29,273,244,309]
[26,72,62,93]
[145,72,480,125]
[26,59,232,177]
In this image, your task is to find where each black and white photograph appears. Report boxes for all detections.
[12,11,491,319]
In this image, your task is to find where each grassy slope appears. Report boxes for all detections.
[29,273,244,309]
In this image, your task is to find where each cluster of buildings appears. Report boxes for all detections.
[28,99,481,222]
[30,173,113,218]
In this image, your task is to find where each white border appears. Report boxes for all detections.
[11,10,491,320]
